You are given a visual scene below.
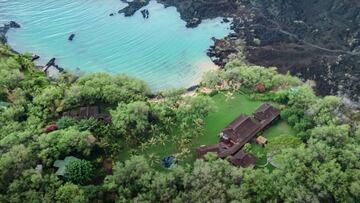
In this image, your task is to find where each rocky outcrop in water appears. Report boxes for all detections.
[119,0,150,17]
[141,9,150,19]
[0,21,21,44]
[41,58,64,79]
[31,54,40,61]
[9,21,21,29]
[68,34,75,41]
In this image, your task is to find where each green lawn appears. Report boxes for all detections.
[117,92,295,170]
[184,92,263,163]
[250,120,296,167]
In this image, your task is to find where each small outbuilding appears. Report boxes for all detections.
[255,136,268,145]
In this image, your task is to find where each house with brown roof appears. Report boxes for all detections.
[196,103,280,167]
[196,142,228,159]
[253,103,280,129]
[62,106,112,123]
[229,149,257,168]
[220,114,261,146]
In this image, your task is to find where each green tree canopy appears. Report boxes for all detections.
[65,159,94,185]
[111,101,151,143]
[55,183,88,203]
[37,127,93,165]
[64,73,150,106]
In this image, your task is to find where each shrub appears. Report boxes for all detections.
[65,159,94,185]
[56,116,76,129]
[77,118,98,132]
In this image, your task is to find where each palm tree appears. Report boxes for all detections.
[139,142,149,151]
[148,153,159,166]
[157,133,167,146]
[225,92,235,101]
[148,137,157,146]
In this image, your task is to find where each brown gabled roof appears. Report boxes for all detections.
[221,103,280,148]
[253,103,280,124]
[230,149,256,167]
[62,106,111,123]
[222,115,261,145]
[196,142,228,159]
[226,114,248,130]
[78,106,100,119]
[218,142,242,158]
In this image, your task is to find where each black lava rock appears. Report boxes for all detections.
[9,21,21,28]
[68,34,75,41]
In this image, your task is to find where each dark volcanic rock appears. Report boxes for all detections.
[0,21,21,44]
[68,34,75,41]
[186,18,201,28]
[187,85,200,92]
[141,9,149,19]
[118,0,150,17]
[45,58,56,67]
[32,54,40,61]
[158,0,238,26]
[238,0,360,102]
[147,0,360,103]
[222,18,230,23]
[0,31,6,44]
[9,21,21,28]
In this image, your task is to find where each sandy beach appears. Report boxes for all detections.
[191,58,219,86]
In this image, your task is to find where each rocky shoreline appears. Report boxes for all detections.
[3,1,360,103]
[0,21,64,79]
[118,0,360,103]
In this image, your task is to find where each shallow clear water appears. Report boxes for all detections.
[0,0,231,90]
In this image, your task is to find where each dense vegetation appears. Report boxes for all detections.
[0,44,359,202]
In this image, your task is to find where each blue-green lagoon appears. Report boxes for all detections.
[0,0,231,90]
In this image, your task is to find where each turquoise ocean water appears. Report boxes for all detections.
[0,0,231,90]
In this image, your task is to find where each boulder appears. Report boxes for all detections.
[68,33,75,41]
[186,18,201,28]
[118,0,150,17]
[9,21,21,28]
[141,9,149,19]
[31,54,40,61]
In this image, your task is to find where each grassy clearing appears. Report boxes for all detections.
[117,92,295,170]
[184,92,263,163]
[250,120,296,167]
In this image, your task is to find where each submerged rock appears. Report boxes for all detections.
[68,34,75,41]
[222,18,230,23]
[186,18,201,28]
[9,21,21,28]
[31,54,40,61]
[0,21,21,44]
[45,58,56,67]
[141,9,149,19]
[42,58,63,79]
[118,0,150,17]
